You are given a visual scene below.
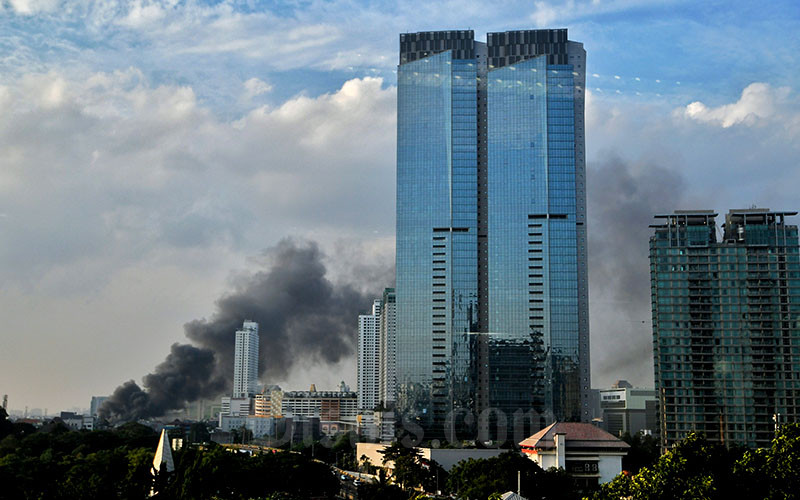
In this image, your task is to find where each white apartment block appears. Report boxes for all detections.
[280,390,358,421]
[221,397,253,416]
[233,320,260,398]
[357,300,382,410]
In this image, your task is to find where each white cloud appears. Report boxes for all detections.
[0,69,395,277]
[531,0,562,26]
[530,0,686,26]
[680,82,792,128]
[242,77,272,100]
[117,0,168,28]
[0,69,396,410]
[6,0,59,15]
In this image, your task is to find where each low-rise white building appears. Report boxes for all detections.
[59,411,94,431]
[221,397,253,417]
[278,388,359,437]
[519,422,629,488]
[218,414,276,438]
[597,381,657,437]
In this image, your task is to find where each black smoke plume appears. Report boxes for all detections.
[587,154,686,387]
[100,239,381,422]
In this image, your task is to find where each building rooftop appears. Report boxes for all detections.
[283,391,357,399]
[519,422,630,451]
[650,211,718,229]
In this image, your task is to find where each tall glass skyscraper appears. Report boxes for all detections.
[650,209,800,449]
[396,29,590,438]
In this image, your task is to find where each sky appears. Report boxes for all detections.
[2,0,800,414]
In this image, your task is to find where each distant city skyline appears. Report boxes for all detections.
[2,1,800,412]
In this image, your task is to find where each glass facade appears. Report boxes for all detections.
[396,49,479,433]
[486,57,581,424]
[650,210,800,449]
[396,29,588,438]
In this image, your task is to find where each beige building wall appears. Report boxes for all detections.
[356,443,506,472]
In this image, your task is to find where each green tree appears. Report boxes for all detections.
[358,481,409,500]
[188,422,211,444]
[0,408,14,441]
[360,454,378,474]
[447,450,579,500]
[123,447,157,500]
[592,432,747,500]
[734,423,800,500]
[258,493,302,500]
[621,431,661,473]
[379,442,427,490]
[419,458,448,494]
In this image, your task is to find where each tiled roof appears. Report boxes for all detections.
[519,422,630,451]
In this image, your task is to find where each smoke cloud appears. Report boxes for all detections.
[100,239,383,421]
[100,157,687,419]
[587,154,686,387]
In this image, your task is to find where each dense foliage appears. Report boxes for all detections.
[377,441,448,493]
[5,406,800,500]
[0,410,159,500]
[162,445,337,499]
[286,430,358,470]
[447,450,581,500]
[0,408,337,500]
[620,431,661,473]
[591,423,800,500]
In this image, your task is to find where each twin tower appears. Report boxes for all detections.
[395,29,590,436]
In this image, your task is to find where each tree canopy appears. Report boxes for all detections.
[0,415,338,500]
[447,450,579,500]
[592,423,800,500]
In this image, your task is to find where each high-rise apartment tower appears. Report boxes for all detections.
[650,209,800,448]
[233,320,260,398]
[396,29,590,437]
[379,288,398,408]
[358,299,382,410]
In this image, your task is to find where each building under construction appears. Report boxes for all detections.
[650,209,800,449]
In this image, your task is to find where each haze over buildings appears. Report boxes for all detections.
[2,0,799,416]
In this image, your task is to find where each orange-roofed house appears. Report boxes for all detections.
[519,422,629,488]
